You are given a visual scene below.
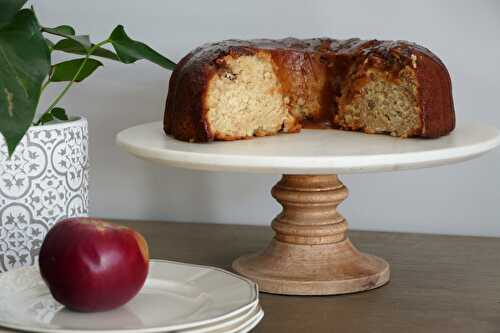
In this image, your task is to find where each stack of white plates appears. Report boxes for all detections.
[0,260,263,333]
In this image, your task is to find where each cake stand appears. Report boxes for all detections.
[116,121,500,295]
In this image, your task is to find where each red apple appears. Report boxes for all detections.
[39,218,149,312]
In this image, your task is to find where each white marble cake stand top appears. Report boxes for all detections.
[116,121,500,174]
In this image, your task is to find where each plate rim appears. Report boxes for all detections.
[0,259,259,333]
[183,305,262,333]
[232,308,264,333]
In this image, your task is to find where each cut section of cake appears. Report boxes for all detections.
[164,38,455,142]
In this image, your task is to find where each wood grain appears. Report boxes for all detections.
[117,220,500,333]
[232,174,389,295]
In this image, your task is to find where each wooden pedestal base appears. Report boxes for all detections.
[232,175,390,295]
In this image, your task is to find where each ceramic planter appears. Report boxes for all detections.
[0,117,89,272]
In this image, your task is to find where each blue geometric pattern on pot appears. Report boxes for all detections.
[0,118,89,273]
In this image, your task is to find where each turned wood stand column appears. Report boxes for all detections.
[232,174,390,295]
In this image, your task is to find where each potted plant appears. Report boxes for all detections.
[0,1,175,272]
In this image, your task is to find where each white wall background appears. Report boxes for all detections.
[35,0,500,236]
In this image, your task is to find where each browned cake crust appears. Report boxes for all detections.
[164,38,455,141]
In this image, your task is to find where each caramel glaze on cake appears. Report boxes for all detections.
[164,38,455,142]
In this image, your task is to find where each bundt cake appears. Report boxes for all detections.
[164,38,455,142]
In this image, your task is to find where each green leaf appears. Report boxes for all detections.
[109,25,176,70]
[36,111,54,125]
[48,25,75,36]
[53,38,119,61]
[34,107,68,125]
[0,0,27,29]
[0,9,51,156]
[50,58,103,82]
[42,25,91,50]
[51,107,68,121]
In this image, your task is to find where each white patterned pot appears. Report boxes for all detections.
[0,117,89,272]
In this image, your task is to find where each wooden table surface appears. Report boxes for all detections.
[114,220,500,333]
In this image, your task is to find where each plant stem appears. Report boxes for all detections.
[39,39,110,122]
[40,79,50,94]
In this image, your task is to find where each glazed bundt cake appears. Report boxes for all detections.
[164,38,455,142]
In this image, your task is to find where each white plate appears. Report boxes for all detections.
[238,310,264,333]
[183,305,263,333]
[0,260,259,333]
[210,308,263,333]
